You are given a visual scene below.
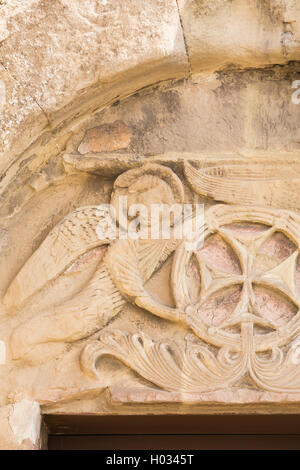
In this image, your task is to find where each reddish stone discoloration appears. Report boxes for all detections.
[196,222,299,329]
[198,285,242,326]
[260,231,297,263]
[224,222,268,234]
[198,233,241,275]
[66,246,107,273]
[186,254,201,304]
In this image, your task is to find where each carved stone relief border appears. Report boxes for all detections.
[3,160,300,404]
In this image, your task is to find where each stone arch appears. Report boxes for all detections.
[1,0,300,449]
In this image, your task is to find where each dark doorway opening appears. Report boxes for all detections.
[45,414,300,450]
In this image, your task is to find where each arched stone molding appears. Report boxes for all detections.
[1,0,300,449]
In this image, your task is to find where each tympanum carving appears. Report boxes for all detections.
[4,160,300,401]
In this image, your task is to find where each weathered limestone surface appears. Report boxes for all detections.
[1,1,300,177]
[178,0,300,71]
[0,64,48,177]
[0,0,188,174]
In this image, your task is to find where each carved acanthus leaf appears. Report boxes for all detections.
[81,328,300,394]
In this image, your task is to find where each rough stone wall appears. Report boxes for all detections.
[1,0,300,176]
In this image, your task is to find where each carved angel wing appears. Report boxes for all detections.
[184,160,300,210]
[9,237,181,360]
[4,205,114,312]
[10,263,126,359]
[7,161,186,361]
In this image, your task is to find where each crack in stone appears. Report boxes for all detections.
[281,20,296,57]
[175,0,192,75]
[0,59,51,127]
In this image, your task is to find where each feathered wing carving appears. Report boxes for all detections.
[106,238,179,296]
[8,233,181,360]
[184,160,300,210]
[106,238,181,322]
[6,162,187,361]
[10,264,126,359]
[9,238,180,360]
[4,205,114,312]
[5,162,185,314]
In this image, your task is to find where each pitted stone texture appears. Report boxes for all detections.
[0,0,41,42]
[0,0,188,118]
[178,0,300,72]
[0,0,188,173]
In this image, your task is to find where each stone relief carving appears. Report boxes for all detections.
[81,204,300,393]
[184,160,300,211]
[5,163,183,361]
[4,161,300,400]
